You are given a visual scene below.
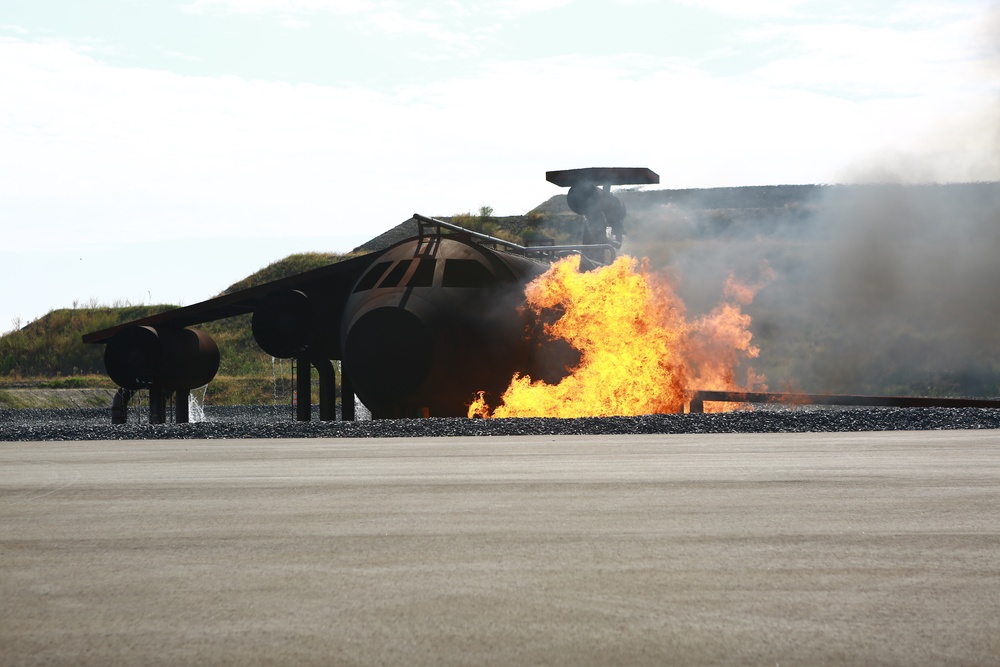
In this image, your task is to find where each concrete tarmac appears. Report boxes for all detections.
[2,431,999,666]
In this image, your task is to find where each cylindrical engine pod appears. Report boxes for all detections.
[251,289,316,359]
[343,294,436,404]
[566,183,627,242]
[566,183,603,217]
[104,326,220,391]
[104,326,160,390]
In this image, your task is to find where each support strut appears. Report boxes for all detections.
[175,388,190,424]
[112,388,134,424]
[150,387,167,424]
[296,357,311,421]
[341,370,355,422]
[314,358,336,422]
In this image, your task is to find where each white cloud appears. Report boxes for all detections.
[746,19,988,98]
[0,22,29,34]
[1,39,395,246]
[1,1,997,328]
[178,0,507,53]
[1,7,995,229]
[671,0,809,18]
[179,0,570,25]
[838,99,1000,183]
[887,0,993,24]
[179,0,378,15]
[3,25,995,256]
[359,9,484,56]
[171,0,579,58]
[483,0,575,20]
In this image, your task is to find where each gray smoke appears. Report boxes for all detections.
[533,10,1000,397]
[618,180,1000,397]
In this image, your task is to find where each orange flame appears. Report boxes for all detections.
[468,254,767,418]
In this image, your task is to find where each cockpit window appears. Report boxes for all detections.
[407,259,436,287]
[378,259,413,288]
[353,261,392,293]
[442,259,495,288]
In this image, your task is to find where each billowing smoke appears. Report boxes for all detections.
[617,179,1000,397]
[609,4,1000,398]
[529,3,1000,398]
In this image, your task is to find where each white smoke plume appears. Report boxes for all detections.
[615,176,1000,396]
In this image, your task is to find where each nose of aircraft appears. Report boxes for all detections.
[342,305,435,404]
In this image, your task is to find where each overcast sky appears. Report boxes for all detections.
[2,0,998,333]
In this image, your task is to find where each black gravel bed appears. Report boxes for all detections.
[2,405,1000,441]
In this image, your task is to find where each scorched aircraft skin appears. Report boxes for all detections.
[85,226,554,420]
[83,168,661,422]
[339,233,557,418]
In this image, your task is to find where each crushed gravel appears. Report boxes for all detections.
[2,404,1000,441]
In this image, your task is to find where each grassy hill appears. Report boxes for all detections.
[0,252,356,407]
[3,184,999,409]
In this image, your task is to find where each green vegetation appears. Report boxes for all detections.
[221,252,357,295]
[0,305,177,378]
[448,207,520,244]
[445,206,566,246]
[0,386,117,409]
[0,253,351,407]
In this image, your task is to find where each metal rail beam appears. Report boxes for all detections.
[688,390,1000,413]
[413,213,617,264]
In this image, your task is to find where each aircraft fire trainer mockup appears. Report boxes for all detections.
[83,168,660,423]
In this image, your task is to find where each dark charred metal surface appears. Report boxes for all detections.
[413,213,618,266]
[104,326,219,391]
[84,249,378,424]
[340,234,548,419]
[111,389,133,425]
[83,253,377,345]
[251,289,316,359]
[84,209,605,423]
[546,167,660,187]
[546,167,659,248]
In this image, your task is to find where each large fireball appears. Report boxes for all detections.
[469,254,766,418]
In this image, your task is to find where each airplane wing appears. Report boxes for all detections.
[82,252,378,345]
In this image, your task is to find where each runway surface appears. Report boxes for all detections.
[2,431,999,666]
